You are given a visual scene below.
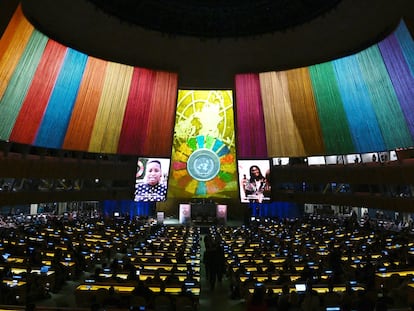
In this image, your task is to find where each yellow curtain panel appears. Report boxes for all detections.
[88,62,133,153]
[286,67,325,155]
[259,71,305,156]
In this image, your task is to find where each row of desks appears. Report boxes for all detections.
[76,282,200,295]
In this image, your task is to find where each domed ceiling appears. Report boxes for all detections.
[20,0,412,88]
[84,0,342,38]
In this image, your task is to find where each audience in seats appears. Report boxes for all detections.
[1,212,414,311]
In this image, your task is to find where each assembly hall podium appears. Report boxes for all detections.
[179,201,227,225]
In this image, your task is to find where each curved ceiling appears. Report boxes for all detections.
[21,0,411,89]
[84,0,342,38]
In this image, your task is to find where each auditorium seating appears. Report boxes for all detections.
[1,214,414,310]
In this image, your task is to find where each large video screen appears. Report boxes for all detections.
[168,90,238,199]
[134,158,170,202]
[238,159,271,203]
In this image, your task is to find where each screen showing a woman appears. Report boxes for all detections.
[238,160,271,203]
[134,158,169,202]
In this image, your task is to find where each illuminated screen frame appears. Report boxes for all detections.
[134,157,171,202]
[238,159,271,203]
[168,90,238,199]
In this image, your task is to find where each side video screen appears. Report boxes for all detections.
[238,159,271,203]
[134,158,170,202]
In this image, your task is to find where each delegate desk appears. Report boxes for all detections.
[2,279,27,304]
[0,267,55,296]
[148,283,200,296]
[134,263,200,273]
[375,269,414,288]
[75,283,200,296]
[75,282,200,307]
[138,270,200,283]
[4,257,25,266]
[230,263,306,272]
[239,273,301,283]
[229,256,287,265]
[246,283,365,295]
[75,283,136,307]
[131,253,201,265]
[98,272,130,281]
[13,268,54,276]
[76,283,136,293]
[39,259,77,279]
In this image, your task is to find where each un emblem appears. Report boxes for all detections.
[187,148,221,181]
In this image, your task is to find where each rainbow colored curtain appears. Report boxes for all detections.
[235,20,414,157]
[0,5,178,156]
[2,6,414,159]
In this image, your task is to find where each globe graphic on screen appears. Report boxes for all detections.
[187,148,221,181]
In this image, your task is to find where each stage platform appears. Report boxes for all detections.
[161,216,243,228]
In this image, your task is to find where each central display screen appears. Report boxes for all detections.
[168,90,238,199]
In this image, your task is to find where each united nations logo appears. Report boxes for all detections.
[187,148,221,181]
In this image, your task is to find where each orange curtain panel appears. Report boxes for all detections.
[63,57,108,151]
